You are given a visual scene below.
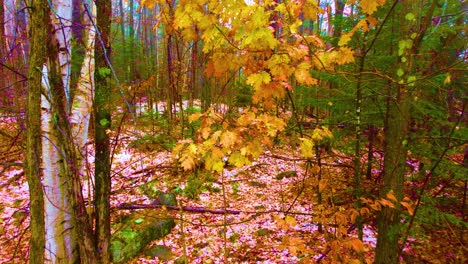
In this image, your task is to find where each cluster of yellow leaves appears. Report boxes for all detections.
[173,108,286,172]
[299,126,333,158]
[358,0,387,15]
[318,47,355,69]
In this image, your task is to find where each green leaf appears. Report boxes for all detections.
[98,67,111,77]
[405,13,415,21]
[407,75,417,86]
[100,118,110,127]
[134,218,144,224]
[397,68,404,77]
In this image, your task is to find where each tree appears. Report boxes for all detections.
[29,0,97,261]
[25,0,48,261]
[375,1,439,262]
[94,0,112,262]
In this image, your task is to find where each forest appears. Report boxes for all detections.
[0,0,466,263]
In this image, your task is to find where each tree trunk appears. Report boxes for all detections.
[332,0,345,46]
[41,1,75,260]
[375,1,437,262]
[129,0,135,80]
[25,0,48,262]
[94,0,112,262]
[40,1,98,262]
[375,81,410,263]
[0,0,5,96]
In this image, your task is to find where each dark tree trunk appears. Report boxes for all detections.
[94,0,112,262]
[0,0,5,95]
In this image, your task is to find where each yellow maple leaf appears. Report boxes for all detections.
[444,74,451,85]
[380,198,395,208]
[338,32,353,46]
[401,197,415,216]
[205,148,224,172]
[289,19,303,34]
[246,71,271,90]
[336,47,355,65]
[274,216,290,231]
[220,130,236,149]
[303,0,324,20]
[188,113,202,123]
[300,138,314,158]
[294,62,317,85]
[228,151,251,167]
[311,128,324,141]
[285,215,297,226]
[321,126,333,138]
[360,0,386,15]
[180,155,195,171]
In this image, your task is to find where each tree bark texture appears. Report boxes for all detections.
[94,0,112,262]
[40,1,98,262]
[26,0,48,262]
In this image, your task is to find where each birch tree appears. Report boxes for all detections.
[29,0,98,261]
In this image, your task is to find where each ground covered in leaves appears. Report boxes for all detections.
[0,106,465,263]
[106,111,378,264]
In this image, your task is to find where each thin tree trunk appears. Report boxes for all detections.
[25,0,48,262]
[119,0,127,83]
[94,0,112,262]
[332,0,345,45]
[129,0,135,80]
[0,0,5,95]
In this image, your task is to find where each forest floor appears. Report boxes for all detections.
[108,107,378,264]
[0,108,374,263]
[1,104,465,263]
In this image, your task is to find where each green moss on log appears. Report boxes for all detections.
[111,210,175,264]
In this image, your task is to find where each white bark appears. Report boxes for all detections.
[40,1,96,262]
[70,1,95,150]
[41,65,73,262]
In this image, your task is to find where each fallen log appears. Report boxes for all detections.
[116,203,317,217]
[111,209,175,264]
[117,203,242,215]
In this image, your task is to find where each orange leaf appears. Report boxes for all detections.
[318,179,327,192]
[349,238,365,253]
[386,191,398,203]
